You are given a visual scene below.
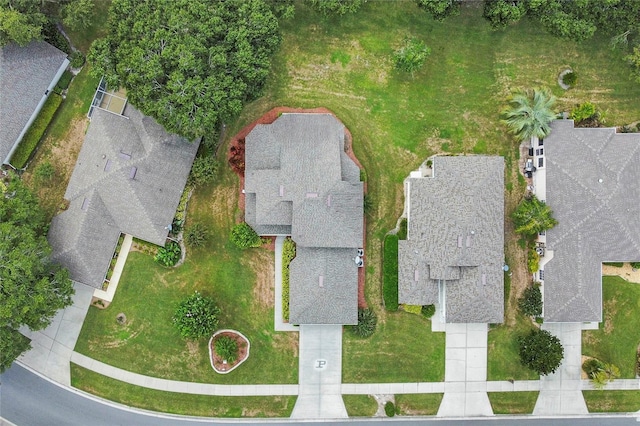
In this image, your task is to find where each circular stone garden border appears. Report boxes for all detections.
[558,69,572,90]
[209,329,250,374]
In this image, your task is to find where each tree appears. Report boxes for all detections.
[502,88,556,141]
[483,0,525,30]
[518,329,564,375]
[416,0,459,21]
[172,292,220,339]
[591,363,620,389]
[512,195,558,237]
[393,38,431,77]
[0,6,44,46]
[61,0,95,31]
[0,177,74,372]
[88,0,281,140]
[307,0,366,16]
[519,284,542,317]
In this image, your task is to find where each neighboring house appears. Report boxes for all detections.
[47,105,199,289]
[536,120,640,322]
[0,41,69,165]
[244,113,364,325]
[398,156,505,324]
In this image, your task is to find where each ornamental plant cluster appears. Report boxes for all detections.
[347,308,378,338]
[230,222,262,249]
[173,292,220,339]
[282,238,296,321]
[154,240,181,267]
[214,335,238,363]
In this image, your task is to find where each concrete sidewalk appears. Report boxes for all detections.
[533,322,588,415]
[291,325,347,419]
[18,282,94,385]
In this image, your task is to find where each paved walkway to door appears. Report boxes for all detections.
[290,325,347,419]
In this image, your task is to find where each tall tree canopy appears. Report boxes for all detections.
[307,0,366,16]
[0,176,74,372]
[416,0,460,21]
[88,0,281,140]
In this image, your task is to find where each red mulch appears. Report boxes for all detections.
[227,107,368,309]
[211,331,249,373]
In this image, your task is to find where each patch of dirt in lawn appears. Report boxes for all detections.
[206,184,237,226]
[247,250,275,310]
[185,340,203,370]
[273,332,299,357]
[49,117,87,177]
[603,297,617,334]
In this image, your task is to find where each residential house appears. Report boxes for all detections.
[47,105,199,289]
[535,120,640,322]
[0,41,69,165]
[244,113,364,325]
[398,156,505,324]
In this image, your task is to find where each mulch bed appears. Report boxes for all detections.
[228,107,368,309]
[210,331,249,373]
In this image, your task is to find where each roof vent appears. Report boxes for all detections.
[119,151,132,160]
[326,194,332,206]
[129,167,137,180]
[319,276,324,288]
[457,236,463,248]
[482,274,487,286]
[414,269,419,282]
[279,185,284,197]
[104,159,112,172]
[306,192,318,198]
[466,235,472,247]
[81,197,90,211]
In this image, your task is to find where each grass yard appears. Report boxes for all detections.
[395,394,444,415]
[71,364,296,417]
[487,311,538,380]
[583,390,640,413]
[342,311,445,383]
[74,168,298,384]
[488,392,539,414]
[583,276,640,378]
[343,395,378,417]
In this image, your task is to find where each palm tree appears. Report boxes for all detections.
[512,195,558,237]
[502,88,557,141]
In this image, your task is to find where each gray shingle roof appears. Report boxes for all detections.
[48,105,199,288]
[398,156,505,323]
[244,113,364,325]
[0,41,68,164]
[543,120,640,322]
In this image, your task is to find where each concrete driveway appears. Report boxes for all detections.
[290,325,347,419]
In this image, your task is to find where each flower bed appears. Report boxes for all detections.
[209,329,250,374]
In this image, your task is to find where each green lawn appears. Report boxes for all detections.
[487,312,538,381]
[343,395,378,417]
[583,390,640,413]
[488,392,539,414]
[583,276,640,378]
[343,311,445,383]
[395,394,443,415]
[71,364,296,417]
[74,170,298,384]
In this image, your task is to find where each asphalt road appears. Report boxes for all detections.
[2,364,639,426]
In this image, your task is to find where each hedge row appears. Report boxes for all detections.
[282,238,296,322]
[11,93,63,168]
[383,234,399,311]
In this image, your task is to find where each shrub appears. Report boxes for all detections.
[230,222,262,249]
[630,262,640,269]
[188,155,218,187]
[154,240,181,266]
[603,262,623,267]
[519,284,543,317]
[403,304,422,315]
[10,94,62,168]
[282,238,296,322]
[383,234,399,311]
[172,292,220,339]
[527,248,540,273]
[55,70,74,93]
[347,308,377,338]
[393,38,431,76]
[562,71,577,87]
[512,195,558,237]
[570,102,596,123]
[421,304,436,318]
[33,161,55,185]
[214,336,238,363]
[384,401,396,417]
[518,329,564,375]
[583,358,605,378]
[397,218,408,240]
[185,223,209,248]
[174,188,190,222]
[43,20,70,53]
[69,51,86,68]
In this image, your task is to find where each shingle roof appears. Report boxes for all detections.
[0,41,68,164]
[398,156,505,323]
[244,113,364,325]
[543,120,640,322]
[48,105,199,288]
